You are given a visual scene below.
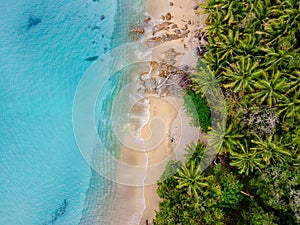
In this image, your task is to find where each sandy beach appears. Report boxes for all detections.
[111,0,204,224]
[142,0,203,224]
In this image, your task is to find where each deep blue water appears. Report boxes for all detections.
[0,0,119,224]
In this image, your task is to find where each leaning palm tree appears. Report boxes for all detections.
[191,62,221,98]
[174,161,209,201]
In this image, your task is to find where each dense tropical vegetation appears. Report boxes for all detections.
[154,0,300,224]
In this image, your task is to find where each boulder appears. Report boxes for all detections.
[165,12,172,20]
[131,27,145,34]
[144,17,151,23]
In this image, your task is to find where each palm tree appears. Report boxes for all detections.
[221,56,263,94]
[230,140,264,175]
[191,62,220,97]
[212,29,239,61]
[174,161,209,201]
[203,50,227,75]
[184,141,207,166]
[276,99,300,121]
[208,123,244,155]
[259,47,294,68]
[284,71,300,98]
[250,134,292,165]
[237,33,261,56]
[249,70,290,107]
[203,9,228,37]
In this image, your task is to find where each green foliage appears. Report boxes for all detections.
[213,165,244,209]
[242,201,279,225]
[154,0,300,223]
[183,90,211,132]
[154,154,244,225]
[158,160,182,183]
[174,161,209,200]
[249,159,300,224]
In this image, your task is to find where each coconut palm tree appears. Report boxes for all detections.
[230,140,264,175]
[249,70,290,107]
[212,29,239,61]
[221,56,263,94]
[250,134,292,165]
[276,99,300,122]
[203,9,228,37]
[184,141,207,166]
[259,47,294,69]
[191,63,220,97]
[203,50,227,75]
[208,123,244,155]
[237,34,261,56]
[174,161,209,201]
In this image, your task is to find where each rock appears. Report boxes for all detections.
[144,17,151,23]
[27,15,41,30]
[85,56,98,61]
[169,2,174,6]
[137,88,146,96]
[161,15,165,20]
[100,15,105,20]
[174,29,181,34]
[182,29,190,35]
[188,20,192,25]
[193,5,199,10]
[132,36,139,41]
[131,27,144,34]
[91,26,101,30]
[150,61,159,70]
[171,24,178,29]
[152,22,172,35]
[165,12,172,20]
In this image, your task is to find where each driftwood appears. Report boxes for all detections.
[157,73,172,89]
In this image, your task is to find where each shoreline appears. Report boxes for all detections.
[111,0,204,224]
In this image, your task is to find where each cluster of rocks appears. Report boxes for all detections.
[143,12,193,46]
[136,62,193,97]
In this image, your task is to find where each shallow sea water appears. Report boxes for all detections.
[0,0,145,224]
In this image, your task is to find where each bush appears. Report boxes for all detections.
[183,90,211,132]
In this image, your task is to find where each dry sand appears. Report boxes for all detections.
[111,1,204,224]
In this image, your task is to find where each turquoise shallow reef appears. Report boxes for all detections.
[0,0,145,224]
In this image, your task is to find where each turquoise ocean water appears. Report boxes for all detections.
[0,0,145,224]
